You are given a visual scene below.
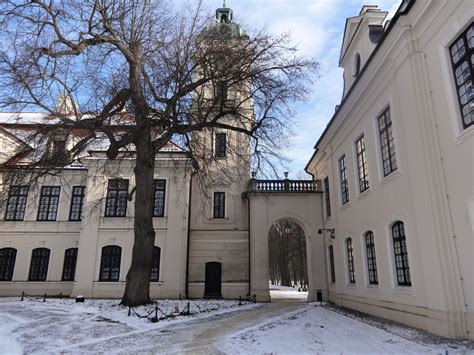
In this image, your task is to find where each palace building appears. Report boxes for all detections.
[0,0,473,340]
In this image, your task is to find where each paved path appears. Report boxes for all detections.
[59,300,305,354]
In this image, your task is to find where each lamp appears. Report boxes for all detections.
[318,228,335,240]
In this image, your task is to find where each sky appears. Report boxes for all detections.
[208,0,402,178]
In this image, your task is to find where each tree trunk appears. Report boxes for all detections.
[121,58,156,306]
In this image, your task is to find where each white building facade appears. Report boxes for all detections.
[305,0,474,340]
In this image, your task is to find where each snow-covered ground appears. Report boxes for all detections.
[270,284,308,301]
[0,296,472,354]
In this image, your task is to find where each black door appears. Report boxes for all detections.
[204,262,222,297]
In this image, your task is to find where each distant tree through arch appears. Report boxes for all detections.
[268,219,308,289]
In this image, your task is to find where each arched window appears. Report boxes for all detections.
[29,248,50,281]
[392,221,411,286]
[346,238,355,284]
[328,245,336,283]
[62,248,78,281]
[364,231,378,285]
[150,246,161,281]
[0,248,17,281]
[99,246,121,281]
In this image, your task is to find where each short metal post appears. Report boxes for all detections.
[21,291,24,301]
[155,306,158,320]
[59,292,63,299]
[179,293,182,300]
[128,307,131,317]
[239,296,242,306]
[43,293,47,302]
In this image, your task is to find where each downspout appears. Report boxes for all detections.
[185,171,195,298]
[246,191,251,296]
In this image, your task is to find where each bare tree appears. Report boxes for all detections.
[0,0,316,306]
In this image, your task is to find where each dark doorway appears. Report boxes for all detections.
[204,262,222,298]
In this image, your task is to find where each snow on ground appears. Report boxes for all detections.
[270,284,308,301]
[0,295,473,354]
[223,303,473,354]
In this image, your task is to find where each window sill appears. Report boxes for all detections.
[339,201,351,212]
[357,188,371,200]
[392,285,414,295]
[455,124,474,145]
[379,169,400,186]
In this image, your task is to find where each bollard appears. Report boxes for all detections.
[179,293,182,301]
[253,294,257,303]
[316,290,323,306]
[59,292,63,299]
[155,306,158,320]
[43,293,47,302]
[187,302,190,316]
[239,296,242,306]
[21,291,24,302]
[128,307,131,317]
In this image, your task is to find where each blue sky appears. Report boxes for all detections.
[209,0,402,178]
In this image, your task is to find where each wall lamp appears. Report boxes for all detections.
[318,228,336,240]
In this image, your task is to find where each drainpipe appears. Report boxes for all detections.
[185,171,195,298]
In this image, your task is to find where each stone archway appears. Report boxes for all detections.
[247,189,326,302]
[268,219,309,301]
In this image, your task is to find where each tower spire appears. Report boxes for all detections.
[223,0,226,7]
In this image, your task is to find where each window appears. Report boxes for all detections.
[339,155,349,204]
[214,133,227,158]
[105,179,129,217]
[215,80,228,103]
[354,53,361,77]
[378,108,397,176]
[150,246,161,281]
[324,177,331,218]
[329,245,336,283]
[356,135,369,192]
[213,192,225,218]
[153,180,166,217]
[37,186,61,221]
[5,186,29,221]
[62,248,78,281]
[449,23,474,129]
[52,139,66,156]
[0,248,17,281]
[99,245,122,281]
[346,238,355,284]
[365,231,378,285]
[69,186,85,221]
[29,248,50,281]
[392,221,411,286]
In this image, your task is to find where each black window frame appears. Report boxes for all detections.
[356,135,369,193]
[378,107,397,177]
[346,238,356,284]
[104,179,129,217]
[69,186,85,221]
[61,248,78,281]
[214,132,227,158]
[329,245,336,283]
[324,177,331,218]
[213,192,226,219]
[150,246,161,282]
[37,186,61,221]
[153,180,166,217]
[5,185,29,221]
[365,231,378,285]
[215,80,228,104]
[449,23,474,129]
[99,245,122,282]
[0,248,17,281]
[28,248,50,281]
[339,155,349,204]
[392,221,411,287]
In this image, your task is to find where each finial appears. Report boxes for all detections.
[223,0,226,7]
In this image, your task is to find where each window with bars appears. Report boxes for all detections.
[364,231,378,285]
[105,179,129,217]
[37,186,61,221]
[5,186,29,221]
[449,23,474,129]
[69,186,85,221]
[324,177,331,218]
[153,180,166,217]
[392,221,411,286]
[215,80,228,103]
[339,155,349,204]
[99,245,121,281]
[214,133,227,158]
[378,108,397,176]
[329,245,336,283]
[150,246,161,281]
[213,192,225,218]
[355,135,369,192]
[62,248,78,281]
[346,238,355,284]
[29,248,50,281]
[0,248,17,281]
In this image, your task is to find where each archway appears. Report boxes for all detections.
[268,219,308,301]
